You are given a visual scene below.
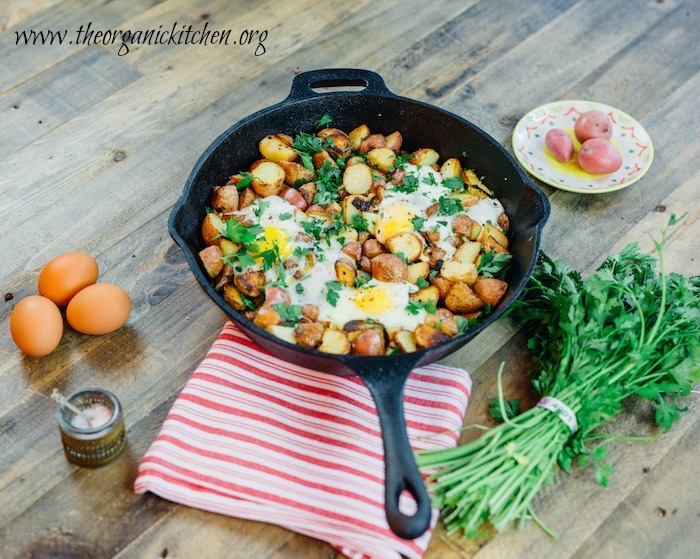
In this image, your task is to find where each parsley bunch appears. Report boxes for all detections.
[417,218,699,538]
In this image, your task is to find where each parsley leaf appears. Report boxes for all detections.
[477,250,512,279]
[325,280,343,307]
[352,213,369,232]
[237,172,254,189]
[416,276,430,289]
[488,398,522,422]
[301,219,324,241]
[313,161,342,205]
[272,303,303,326]
[222,220,263,244]
[394,174,420,194]
[254,199,269,218]
[437,196,462,216]
[257,246,280,272]
[279,212,292,221]
[411,216,426,230]
[406,298,437,315]
[315,114,333,128]
[442,177,465,191]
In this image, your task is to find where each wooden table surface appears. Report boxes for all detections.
[1,0,699,557]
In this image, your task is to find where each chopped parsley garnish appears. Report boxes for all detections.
[325,280,343,307]
[253,199,269,218]
[477,250,512,279]
[237,172,254,189]
[222,220,263,244]
[313,161,342,205]
[315,114,333,128]
[295,283,305,294]
[394,174,420,194]
[301,219,324,241]
[442,177,465,191]
[352,213,369,232]
[455,314,476,334]
[411,216,426,230]
[258,246,280,272]
[240,293,257,311]
[293,132,330,171]
[279,212,292,221]
[293,246,312,259]
[406,298,438,315]
[416,276,430,289]
[438,196,462,216]
[394,152,413,169]
[272,303,303,326]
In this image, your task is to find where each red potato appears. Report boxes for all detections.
[574,110,613,143]
[578,138,623,175]
[544,128,574,163]
[280,187,308,210]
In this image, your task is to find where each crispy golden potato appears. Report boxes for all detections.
[394,330,417,353]
[385,131,403,152]
[353,328,386,356]
[410,285,440,306]
[234,270,266,298]
[426,247,447,267]
[259,134,298,163]
[253,305,282,329]
[212,184,240,215]
[463,169,493,196]
[367,147,397,174]
[318,328,351,354]
[219,238,240,258]
[298,182,318,206]
[267,325,297,344]
[199,245,223,278]
[445,282,484,313]
[430,275,454,302]
[407,261,430,285]
[360,134,387,153]
[410,148,440,166]
[348,124,370,150]
[301,304,320,322]
[440,158,463,180]
[362,211,379,235]
[477,223,509,249]
[472,278,508,306]
[386,232,423,263]
[312,150,337,170]
[484,236,510,255]
[343,162,373,195]
[454,241,483,264]
[201,212,225,246]
[440,259,478,285]
[371,253,408,282]
[294,322,324,349]
[335,258,357,287]
[424,308,459,336]
[249,160,286,196]
[222,284,247,311]
[415,324,451,348]
[318,128,352,157]
[277,160,315,186]
[238,187,257,209]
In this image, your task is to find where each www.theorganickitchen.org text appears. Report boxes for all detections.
[15,22,268,56]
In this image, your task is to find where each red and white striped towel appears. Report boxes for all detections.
[134,321,471,559]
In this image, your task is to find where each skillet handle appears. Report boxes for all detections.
[353,357,432,540]
[286,68,394,101]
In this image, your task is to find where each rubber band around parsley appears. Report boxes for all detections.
[416,215,700,538]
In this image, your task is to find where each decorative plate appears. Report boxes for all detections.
[512,100,653,194]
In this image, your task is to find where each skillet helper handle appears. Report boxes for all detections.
[359,366,432,540]
[286,68,394,101]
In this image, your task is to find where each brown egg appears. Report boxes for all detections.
[66,283,132,335]
[10,295,64,357]
[38,252,99,307]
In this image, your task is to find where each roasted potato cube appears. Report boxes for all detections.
[440,158,463,180]
[362,211,379,235]
[385,131,403,152]
[277,160,315,187]
[407,261,430,285]
[343,163,373,195]
[222,284,247,311]
[440,259,478,285]
[394,330,417,353]
[345,155,367,167]
[212,184,240,215]
[360,134,387,153]
[424,308,459,336]
[426,247,447,268]
[410,148,440,167]
[451,191,481,209]
[312,150,337,170]
[445,282,484,313]
[410,285,440,306]
[454,241,483,264]
[253,305,282,329]
[362,238,386,260]
[353,328,386,356]
[497,213,510,233]
[318,328,351,355]
[463,169,494,196]
[472,278,508,307]
[219,238,240,258]
[386,232,423,263]
[298,182,318,207]
[238,187,257,209]
[451,214,475,237]
[342,195,361,224]
[301,304,320,322]
[294,322,324,349]
[415,324,451,349]
[367,147,397,174]
[359,256,372,274]
[318,128,352,157]
[484,236,510,255]
[201,212,225,246]
[234,270,265,297]
[259,134,298,163]
[249,160,286,197]
[348,124,370,150]
[371,253,408,282]
[199,245,223,278]
[477,223,509,249]
[266,325,297,345]
[335,258,357,287]
[430,275,454,302]
[341,241,362,262]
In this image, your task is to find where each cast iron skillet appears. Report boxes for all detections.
[169,69,550,540]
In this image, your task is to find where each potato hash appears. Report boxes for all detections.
[199,121,512,355]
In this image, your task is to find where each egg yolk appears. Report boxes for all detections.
[375,203,416,244]
[256,226,293,259]
[354,286,394,314]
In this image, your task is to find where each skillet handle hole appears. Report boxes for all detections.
[398,489,418,515]
[310,78,368,94]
